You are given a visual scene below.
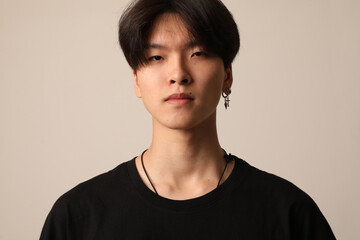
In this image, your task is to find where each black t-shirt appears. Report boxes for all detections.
[40,156,336,239]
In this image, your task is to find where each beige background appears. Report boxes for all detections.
[0,0,359,239]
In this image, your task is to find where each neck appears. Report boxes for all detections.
[148,112,223,176]
[136,110,234,200]
[136,112,232,199]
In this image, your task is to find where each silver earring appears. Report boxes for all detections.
[222,88,231,109]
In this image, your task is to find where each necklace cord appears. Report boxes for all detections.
[217,158,229,187]
[141,149,158,194]
[140,149,233,195]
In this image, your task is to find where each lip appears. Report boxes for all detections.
[165,93,194,104]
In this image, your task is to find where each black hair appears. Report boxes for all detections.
[118,0,240,71]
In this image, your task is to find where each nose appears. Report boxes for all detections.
[168,57,192,85]
[169,78,189,85]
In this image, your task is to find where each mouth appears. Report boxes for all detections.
[165,93,194,104]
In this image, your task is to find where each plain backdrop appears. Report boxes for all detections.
[1,0,359,239]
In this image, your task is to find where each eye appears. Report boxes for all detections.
[191,51,206,57]
[149,56,163,61]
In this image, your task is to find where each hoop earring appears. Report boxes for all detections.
[222,88,231,109]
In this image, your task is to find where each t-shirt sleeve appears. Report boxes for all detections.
[40,198,70,240]
[289,195,336,240]
[39,194,87,240]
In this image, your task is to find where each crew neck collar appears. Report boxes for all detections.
[127,155,247,212]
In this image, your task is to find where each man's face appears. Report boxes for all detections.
[133,13,232,131]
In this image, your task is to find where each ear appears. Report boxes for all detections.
[133,70,142,98]
[223,64,233,91]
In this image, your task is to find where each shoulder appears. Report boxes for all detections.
[40,159,135,239]
[235,157,313,205]
[46,158,135,221]
[231,156,336,239]
[58,158,134,205]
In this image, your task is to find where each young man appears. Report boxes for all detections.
[40,0,336,239]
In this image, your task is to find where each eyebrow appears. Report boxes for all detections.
[185,40,202,49]
[145,40,203,50]
[146,43,168,50]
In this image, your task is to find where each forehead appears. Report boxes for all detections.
[147,13,194,45]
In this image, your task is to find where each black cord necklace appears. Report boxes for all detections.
[140,149,233,195]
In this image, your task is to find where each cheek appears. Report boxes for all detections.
[136,71,162,110]
[137,70,157,94]
[201,67,225,105]
[194,64,225,91]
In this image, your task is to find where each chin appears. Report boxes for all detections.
[152,109,217,131]
[163,120,198,131]
[160,114,214,131]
